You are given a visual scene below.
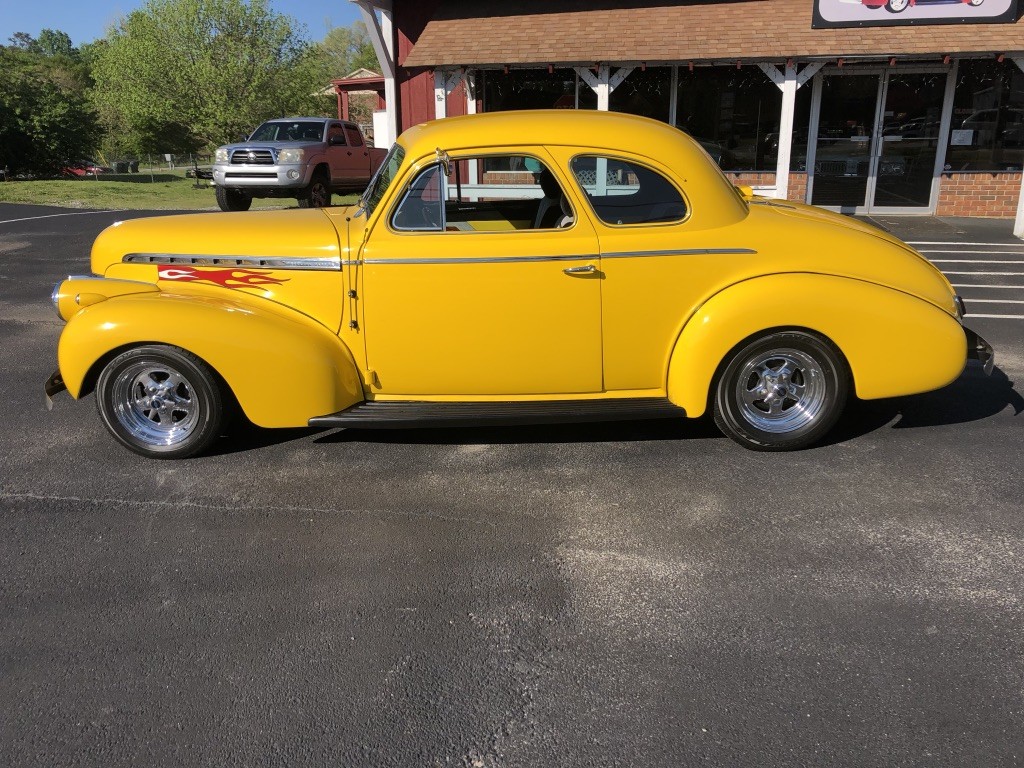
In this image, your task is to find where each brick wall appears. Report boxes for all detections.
[936,172,1022,218]
[724,172,807,203]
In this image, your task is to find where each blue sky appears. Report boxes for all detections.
[0,0,364,47]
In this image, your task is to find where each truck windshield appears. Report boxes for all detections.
[249,121,325,142]
[360,144,406,217]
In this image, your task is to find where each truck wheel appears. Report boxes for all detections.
[96,345,226,459]
[298,172,331,208]
[215,186,252,212]
[712,331,849,452]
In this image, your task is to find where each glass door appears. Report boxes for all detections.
[808,74,881,210]
[873,72,947,209]
[808,68,950,213]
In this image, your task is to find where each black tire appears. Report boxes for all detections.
[95,345,225,459]
[297,171,331,208]
[713,331,849,452]
[884,0,909,11]
[215,186,252,212]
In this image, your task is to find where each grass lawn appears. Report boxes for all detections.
[0,171,359,211]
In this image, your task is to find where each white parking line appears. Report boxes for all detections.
[0,210,117,225]
[965,314,1024,320]
[952,284,1024,289]
[967,299,1024,304]
[909,241,1024,247]
[943,271,1024,276]
[919,250,1024,255]
[931,260,1024,264]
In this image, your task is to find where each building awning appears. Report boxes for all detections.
[403,0,1024,68]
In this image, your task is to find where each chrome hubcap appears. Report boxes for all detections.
[735,348,827,434]
[112,362,199,446]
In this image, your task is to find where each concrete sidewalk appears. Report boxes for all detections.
[858,215,1020,244]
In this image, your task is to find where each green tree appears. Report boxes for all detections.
[319,20,378,78]
[91,0,329,155]
[0,47,101,175]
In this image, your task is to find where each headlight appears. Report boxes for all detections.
[214,147,229,163]
[277,148,304,164]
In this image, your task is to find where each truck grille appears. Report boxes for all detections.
[230,148,274,165]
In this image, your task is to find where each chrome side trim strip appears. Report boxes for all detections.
[601,248,758,259]
[363,253,599,265]
[122,253,341,270]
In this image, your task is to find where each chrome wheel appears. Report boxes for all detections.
[713,331,848,451]
[111,362,199,447]
[96,345,224,458]
[735,348,827,434]
[885,0,909,11]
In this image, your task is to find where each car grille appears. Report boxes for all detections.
[230,149,274,165]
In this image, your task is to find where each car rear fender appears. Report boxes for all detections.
[666,273,967,417]
[58,292,363,427]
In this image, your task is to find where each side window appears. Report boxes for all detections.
[344,126,364,147]
[391,154,575,234]
[569,155,687,225]
[392,165,445,231]
[328,124,346,145]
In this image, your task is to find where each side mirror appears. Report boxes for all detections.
[330,135,347,146]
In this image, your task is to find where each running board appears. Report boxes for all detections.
[309,397,686,430]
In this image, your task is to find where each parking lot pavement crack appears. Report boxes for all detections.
[0,490,498,530]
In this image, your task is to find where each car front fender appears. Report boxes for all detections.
[666,273,967,417]
[58,292,363,428]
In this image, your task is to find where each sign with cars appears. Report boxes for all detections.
[812,0,1019,27]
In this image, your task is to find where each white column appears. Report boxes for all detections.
[574,65,634,111]
[353,0,396,147]
[775,63,797,200]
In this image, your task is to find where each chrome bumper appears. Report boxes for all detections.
[964,327,994,376]
[44,369,66,411]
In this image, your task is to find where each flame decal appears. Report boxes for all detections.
[157,266,289,289]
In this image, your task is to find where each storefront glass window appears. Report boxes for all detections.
[609,67,672,123]
[676,67,782,171]
[482,69,580,111]
[946,59,1024,172]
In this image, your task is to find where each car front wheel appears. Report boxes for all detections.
[713,331,849,451]
[96,345,225,459]
[885,0,910,11]
[215,186,252,212]
[298,172,331,208]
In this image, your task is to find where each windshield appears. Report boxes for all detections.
[360,144,406,216]
[249,121,325,142]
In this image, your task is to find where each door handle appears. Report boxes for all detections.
[563,264,596,275]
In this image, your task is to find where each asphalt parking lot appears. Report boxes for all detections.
[1,203,1022,766]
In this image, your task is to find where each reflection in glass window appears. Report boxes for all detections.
[946,60,1024,172]
[609,67,672,123]
[570,156,687,225]
[676,68,782,172]
[483,69,580,111]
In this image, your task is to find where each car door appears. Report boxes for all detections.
[324,122,352,186]
[358,148,603,397]
[554,149,758,392]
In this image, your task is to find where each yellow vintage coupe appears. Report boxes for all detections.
[47,110,993,458]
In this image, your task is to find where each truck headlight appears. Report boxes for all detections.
[215,147,229,163]
[277,148,304,164]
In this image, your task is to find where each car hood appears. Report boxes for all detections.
[90,209,344,277]
[221,141,322,154]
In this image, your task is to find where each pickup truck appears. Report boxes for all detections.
[211,117,386,211]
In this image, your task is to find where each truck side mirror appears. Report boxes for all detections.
[329,135,347,146]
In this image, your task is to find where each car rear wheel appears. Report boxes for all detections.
[298,172,331,208]
[885,0,910,11]
[713,331,849,451]
[215,186,252,212]
[96,345,225,459]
